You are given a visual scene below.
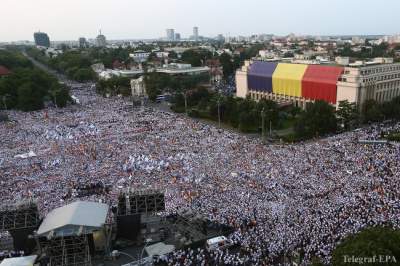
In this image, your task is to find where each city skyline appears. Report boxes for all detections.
[1,0,400,42]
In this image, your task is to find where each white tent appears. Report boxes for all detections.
[37,201,108,237]
[0,255,37,266]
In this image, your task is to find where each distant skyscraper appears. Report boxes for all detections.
[79,37,87,48]
[166,29,175,41]
[175,33,181,41]
[34,32,50,47]
[193,27,199,41]
[217,34,224,42]
[96,30,107,47]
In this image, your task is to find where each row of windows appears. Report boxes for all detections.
[363,74,400,83]
[376,88,400,102]
[361,65,400,75]
[377,81,400,89]
[250,93,308,108]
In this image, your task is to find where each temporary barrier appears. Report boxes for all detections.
[302,65,343,104]
[272,63,307,97]
[247,61,278,92]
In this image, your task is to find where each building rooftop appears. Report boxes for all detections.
[251,57,398,68]
[0,65,11,76]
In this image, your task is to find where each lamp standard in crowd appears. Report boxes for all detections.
[217,95,221,128]
[183,91,188,114]
[140,96,145,112]
[261,107,266,142]
[51,88,61,108]
[2,94,10,110]
[269,116,272,136]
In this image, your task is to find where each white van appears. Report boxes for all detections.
[206,236,233,251]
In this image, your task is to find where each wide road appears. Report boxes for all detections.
[22,51,68,83]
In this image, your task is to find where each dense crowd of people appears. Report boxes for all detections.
[215,76,236,96]
[1,80,400,265]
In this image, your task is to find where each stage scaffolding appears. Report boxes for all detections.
[0,200,40,231]
[171,210,207,244]
[41,234,91,266]
[117,189,165,216]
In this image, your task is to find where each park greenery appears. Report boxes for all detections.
[294,100,337,139]
[167,84,400,141]
[12,45,400,141]
[27,47,96,82]
[169,88,335,140]
[96,76,131,97]
[144,72,210,101]
[332,227,400,266]
[361,96,400,123]
[181,49,212,67]
[387,132,400,142]
[0,49,71,112]
[27,45,242,82]
[336,42,395,59]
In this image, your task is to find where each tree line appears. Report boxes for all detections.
[168,85,400,141]
[96,76,131,97]
[0,49,70,112]
[336,42,395,60]
[26,47,96,82]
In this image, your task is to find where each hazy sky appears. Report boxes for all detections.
[1,0,399,41]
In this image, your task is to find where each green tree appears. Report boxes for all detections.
[0,50,33,69]
[362,99,383,123]
[283,52,294,58]
[52,85,71,108]
[243,44,265,59]
[219,53,235,79]
[332,227,400,266]
[381,96,400,121]
[337,100,359,130]
[181,50,202,66]
[168,51,178,59]
[238,111,257,132]
[237,97,258,132]
[96,76,131,97]
[224,96,239,127]
[17,82,44,111]
[295,100,337,139]
[144,72,171,101]
[0,66,63,111]
[256,99,279,127]
[186,87,211,107]
[148,52,157,62]
[72,68,95,82]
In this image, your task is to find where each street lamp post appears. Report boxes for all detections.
[269,115,272,137]
[261,107,266,142]
[217,96,221,128]
[183,91,188,114]
[53,93,57,108]
[141,96,145,112]
[2,96,7,110]
[2,94,10,110]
